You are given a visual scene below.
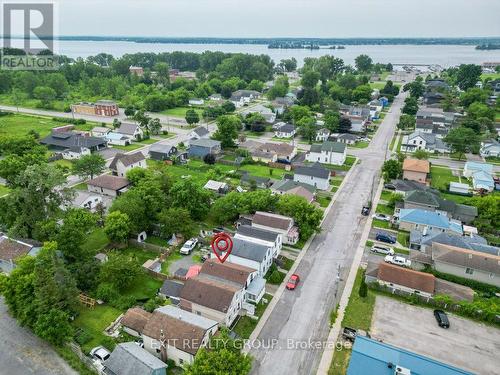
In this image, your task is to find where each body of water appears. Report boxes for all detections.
[56,41,500,67]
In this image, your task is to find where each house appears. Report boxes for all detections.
[91,126,112,138]
[463,162,494,192]
[189,126,210,140]
[188,98,204,106]
[142,307,217,366]
[386,179,433,195]
[400,190,477,224]
[209,94,222,102]
[188,139,221,158]
[104,342,167,375]
[117,123,144,141]
[271,180,316,203]
[241,104,276,123]
[397,208,463,235]
[274,123,296,138]
[121,307,153,338]
[250,211,299,245]
[158,280,184,303]
[230,90,260,108]
[199,259,265,304]
[149,144,186,163]
[40,131,107,152]
[430,243,500,287]
[306,141,346,165]
[129,66,144,76]
[367,262,436,298]
[71,101,119,117]
[333,133,358,145]
[480,140,500,158]
[409,231,499,256]
[0,235,41,274]
[294,163,331,190]
[347,335,472,375]
[70,191,103,211]
[315,128,331,142]
[449,182,470,195]
[402,158,430,184]
[400,131,450,153]
[223,238,274,278]
[235,225,282,258]
[203,180,229,195]
[109,152,146,177]
[61,146,91,160]
[180,277,242,327]
[369,100,383,119]
[250,149,278,164]
[105,132,131,146]
[87,175,130,197]
[272,97,295,114]
[257,142,297,163]
[340,105,371,121]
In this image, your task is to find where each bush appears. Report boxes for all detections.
[423,267,499,295]
[74,329,92,346]
[96,282,119,302]
[358,273,368,298]
[111,295,137,310]
[51,117,86,125]
[265,263,286,284]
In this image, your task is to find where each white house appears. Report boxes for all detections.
[61,146,91,160]
[91,126,111,138]
[189,98,204,106]
[480,140,500,158]
[87,175,130,197]
[109,152,146,177]
[306,141,346,165]
[230,90,260,108]
[315,128,331,142]
[249,211,299,245]
[189,126,210,140]
[241,104,276,123]
[400,131,450,153]
[235,224,282,259]
[223,237,275,278]
[274,123,296,138]
[106,132,131,146]
[117,123,144,141]
[293,163,331,190]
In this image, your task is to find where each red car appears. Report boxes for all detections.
[286,274,300,290]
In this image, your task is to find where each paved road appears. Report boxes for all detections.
[0,298,77,375]
[429,156,500,174]
[249,93,407,375]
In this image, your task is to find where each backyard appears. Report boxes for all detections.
[0,184,10,197]
[161,107,204,118]
[0,113,94,137]
[430,166,460,191]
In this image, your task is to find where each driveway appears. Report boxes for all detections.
[371,296,500,374]
[0,298,77,375]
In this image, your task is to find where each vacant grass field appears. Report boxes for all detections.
[161,107,203,118]
[341,268,375,331]
[81,228,109,254]
[0,113,94,137]
[481,72,500,81]
[328,348,352,375]
[440,192,474,205]
[430,166,459,191]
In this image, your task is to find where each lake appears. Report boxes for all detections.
[56,41,500,67]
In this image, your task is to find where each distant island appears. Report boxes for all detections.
[27,36,500,46]
[476,43,500,50]
[268,42,320,49]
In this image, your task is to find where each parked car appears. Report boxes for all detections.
[384,255,411,267]
[180,238,198,255]
[384,183,396,190]
[372,213,391,222]
[376,232,396,244]
[213,227,225,234]
[286,274,300,290]
[434,309,450,328]
[370,245,394,255]
[90,346,111,362]
[342,327,371,342]
[361,201,372,216]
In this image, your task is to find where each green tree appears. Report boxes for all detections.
[72,154,106,180]
[338,117,352,133]
[157,207,194,239]
[185,109,201,126]
[469,195,499,235]
[34,309,73,346]
[352,84,372,102]
[382,159,402,181]
[402,97,418,115]
[277,195,323,239]
[297,116,317,144]
[358,271,368,298]
[99,253,141,291]
[324,110,340,132]
[56,208,98,262]
[459,87,488,108]
[33,86,56,108]
[213,115,240,149]
[413,149,430,160]
[104,211,132,245]
[455,64,482,90]
[397,114,415,130]
[355,54,373,72]
[444,127,480,160]
[170,179,212,220]
[148,117,162,135]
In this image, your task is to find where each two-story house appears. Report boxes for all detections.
[224,238,274,279]
[274,123,296,139]
[117,123,144,141]
[235,225,282,259]
[402,158,430,185]
[306,141,346,165]
[247,211,300,245]
[188,139,222,158]
[293,163,331,190]
[109,152,146,177]
[400,131,450,153]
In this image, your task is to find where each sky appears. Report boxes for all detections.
[57,0,500,38]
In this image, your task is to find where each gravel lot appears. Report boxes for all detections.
[371,296,500,374]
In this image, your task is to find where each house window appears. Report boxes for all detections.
[465,268,474,275]
[489,273,494,278]
[179,359,184,364]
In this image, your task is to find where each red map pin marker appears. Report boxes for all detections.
[211,232,233,263]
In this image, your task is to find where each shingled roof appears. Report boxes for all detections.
[87,175,130,191]
[377,262,436,294]
[109,152,145,171]
[199,259,255,287]
[253,211,292,230]
[121,307,152,335]
[0,236,35,261]
[403,158,430,173]
[432,243,500,275]
[180,277,239,313]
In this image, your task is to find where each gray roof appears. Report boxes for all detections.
[389,179,434,193]
[189,139,221,148]
[277,123,295,133]
[149,143,175,154]
[231,238,269,263]
[159,280,183,298]
[310,141,346,154]
[104,342,167,375]
[236,225,279,243]
[192,126,209,137]
[241,173,270,185]
[337,133,358,141]
[117,123,140,136]
[109,152,145,170]
[419,231,499,256]
[272,179,316,194]
[294,163,330,179]
[40,132,106,149]
[155,305,218,331]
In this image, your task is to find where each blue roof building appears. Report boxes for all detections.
[398,209,463,235]
[347,336,472,375]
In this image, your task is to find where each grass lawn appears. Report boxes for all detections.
[233,294,273,339]
[317,195,332,208]
[81,228,109,254]
[161,107,203,118]
[52,158,74,170]
[430,166,459,191]
[397,231,410,247]
[380,190,393,202]
[154,132,176,139]
[239,164,286,179]
[350,141,369,149]
[328,348,352,375]
[372,219,390,229]
[341,268,375,331]
[161,251,183,275]
[123,272,163,302]
[394,248,410,255]
[0,184,10,196]
[331,176,344,186]
[440,192,473,205]
[73,304,121,353]
[112,143,144,151]
[375,204,393,215]
[135,138,159,145]
[481,72,500,81]
[369,82,387,90]
[72,182,88,191]
[0,113,94,137]
[145,236,168,247]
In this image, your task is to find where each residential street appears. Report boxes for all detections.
[249,93,407,375]
[0,298,77,375]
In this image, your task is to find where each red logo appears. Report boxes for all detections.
[211,232,233,263]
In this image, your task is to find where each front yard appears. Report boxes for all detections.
[233,294,274,339]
